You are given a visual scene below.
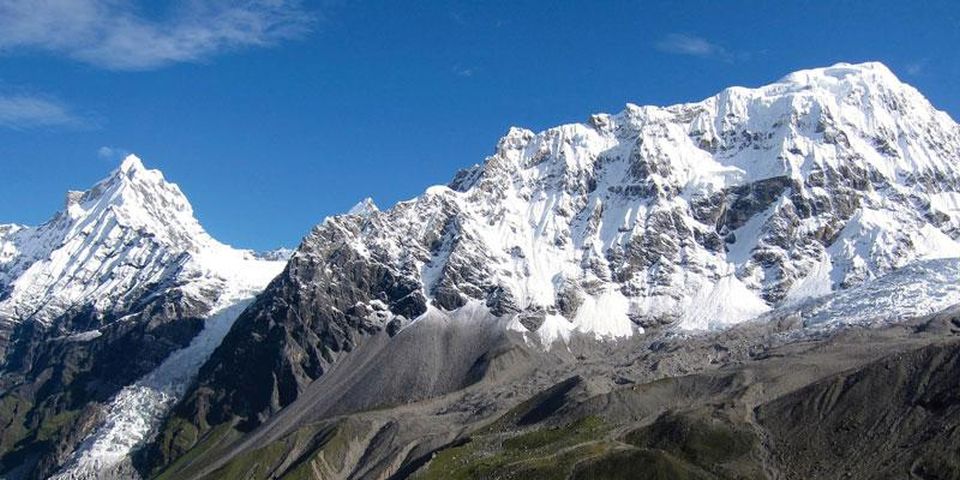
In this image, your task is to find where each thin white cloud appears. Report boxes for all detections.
[906,59,928,77]
[656,33,734,62]
[0,93,84,129]
[453,64,477,77]
[0,0,315,70]
[97,145,128,160]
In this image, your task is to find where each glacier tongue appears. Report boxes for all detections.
[51,295,257,480]
[768,258,960,330]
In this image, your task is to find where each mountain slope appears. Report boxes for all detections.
[148,62,960,477]
[0,157,285,479]
[151,282,960,480]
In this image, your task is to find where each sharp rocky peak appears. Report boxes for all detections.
[59,154,208,250]
[0,155,283,328]
[348,197,379,217]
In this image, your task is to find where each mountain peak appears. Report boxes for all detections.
[774,61,905,92]
[780,61,896,81]
[79,155,205,246]
[118,154,146,174]
[108,155,181,200]
[348,197,379,216]
[0,156,285,328]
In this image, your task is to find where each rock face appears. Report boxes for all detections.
[150,62,960,475]
[756,340,960,479]
[0,157,284,479]
[178,220,430,431]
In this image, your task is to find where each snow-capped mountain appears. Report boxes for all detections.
[0,155,281,355]
[149,62,960,472]
[0,156,285,480]
[438,61,960,338]
[286,61,960,341]
[4,61,960,479]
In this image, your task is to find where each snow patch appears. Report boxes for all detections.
[680,275,771,330]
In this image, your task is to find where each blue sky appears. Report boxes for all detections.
[0,0,958,250]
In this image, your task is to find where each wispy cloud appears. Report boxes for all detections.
[0,93,85,129]
[97,145,129,160]
[453,64,477,77]
[449,10,466,25]
[656,33,734,62]
[0,0,315,70]
[906,59,928,77]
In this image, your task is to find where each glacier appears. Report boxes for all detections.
[51,296,257,479]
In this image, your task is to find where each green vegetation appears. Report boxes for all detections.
[570,449,712,480]
[622,412,763,479]
[414,416,613,480]
[502,416,605,451]
[157,415,199,459]
[182,418,368,480]
[35,409,81,442]
[624,412,757,468]
[413,410,766,480]
[0,394,33,453]
[155,423,237,480]
[200,437,290,480]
